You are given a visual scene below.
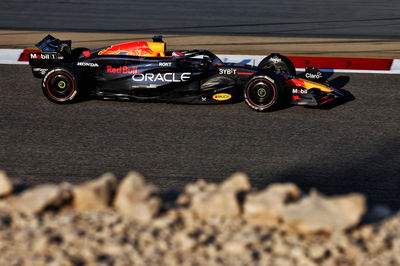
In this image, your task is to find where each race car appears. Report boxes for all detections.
[28,35,346,111]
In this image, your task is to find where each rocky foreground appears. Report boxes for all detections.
[0,171,399,266]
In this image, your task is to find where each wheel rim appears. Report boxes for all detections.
[246,79,276,107]
[257,87,267,97]
[45,72,75,101]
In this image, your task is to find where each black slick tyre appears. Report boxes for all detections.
[258,53,296,76]
[244,75,284,111]
[41,66,84,103]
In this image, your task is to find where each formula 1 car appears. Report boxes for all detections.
[29,35,345,111]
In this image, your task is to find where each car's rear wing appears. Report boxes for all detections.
[35,35,71,53]
[29,35,72,78]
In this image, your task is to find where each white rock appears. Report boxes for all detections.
[173,232,196,251]
[114,172,156,207]
[113,172,159,222]
[223,241,246,254]
[243,183,301,226]
[0,171,12,197]
[219,172,251,192]
[191,190,240,218]
[73,173,116,210]
[282,193,366,234]
[12,183,72,215]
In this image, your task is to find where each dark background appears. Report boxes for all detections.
[1,0,400,38]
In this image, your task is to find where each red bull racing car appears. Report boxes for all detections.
[28,35,346,111]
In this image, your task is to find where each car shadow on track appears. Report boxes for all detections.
[323,75,355,109]
[255,138,400,212]
[329,75,350,89]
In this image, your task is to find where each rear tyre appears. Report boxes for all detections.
[244,75,285,111]
[41,66,87,103]
[258,53,296,76]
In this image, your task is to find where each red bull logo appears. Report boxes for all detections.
[98,41,155,56]
[106,66,140,74]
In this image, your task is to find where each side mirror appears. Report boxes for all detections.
[152,35,163,42]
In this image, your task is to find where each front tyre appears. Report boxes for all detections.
[244,75,284,111]
[41,67,84,103]
[258,53,296,76]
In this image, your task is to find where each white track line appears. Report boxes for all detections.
[295,68,400,74]
[0,49,27,64]
[1,50,399,74]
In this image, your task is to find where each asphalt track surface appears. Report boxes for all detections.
[0,65,399,208]
[1,0,400,39]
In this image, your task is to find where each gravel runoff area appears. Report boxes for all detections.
[0,171,399,266]
[2,30,400,58]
